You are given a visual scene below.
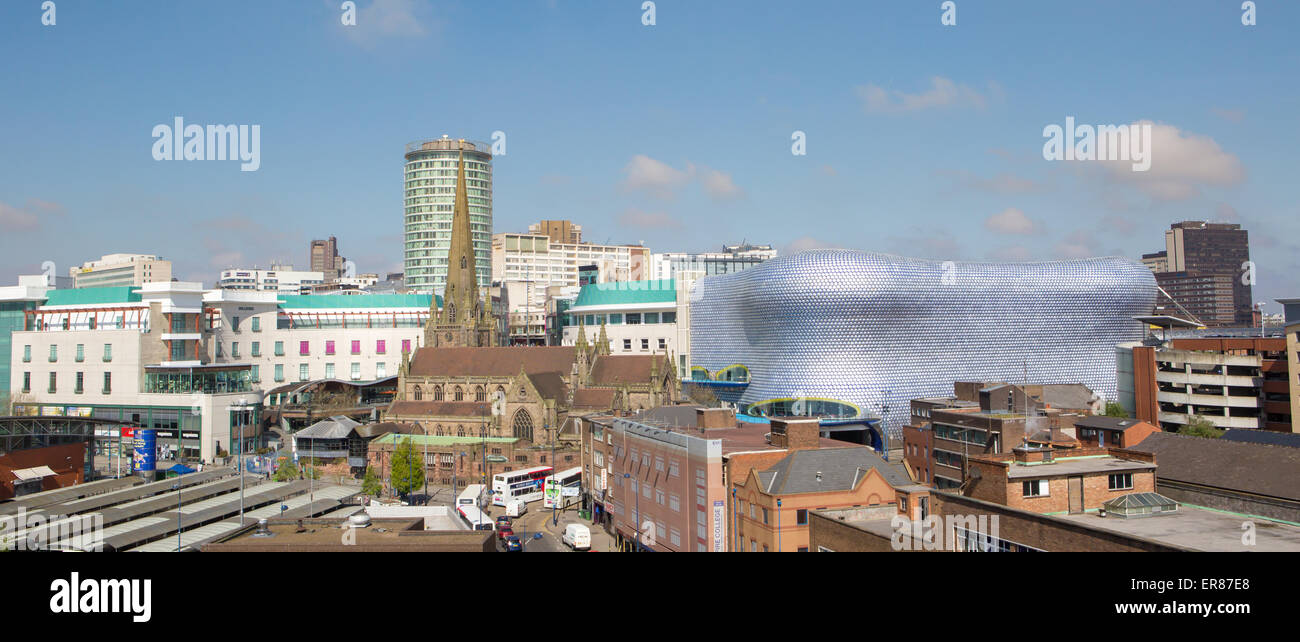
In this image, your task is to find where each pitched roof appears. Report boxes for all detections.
[408,346,576,378]
[528,372,569,402]
[756,447,910,495]
[573,388,618,409]
[1126,431,1300,502]
[589,354,667,386]
[355,422,421,439]
[295,415,363,439]
[387,401,490,418]
[1221,429,1300,449]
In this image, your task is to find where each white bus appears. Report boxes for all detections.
[543,467,582,509]
[457,484,486,508]
[491,466,553,506]
[457,505,494,531]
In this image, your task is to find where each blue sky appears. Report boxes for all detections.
[1,0,1297,309]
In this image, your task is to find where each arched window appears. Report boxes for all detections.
[454,386,464,402]
[457,426,465,437]
[413,386,422,401]
[475,385,485,402]
[512,409,534,442]
[479,425,487,437]
[435,424,444,436]
[433,385,444,401]
[495,385,505,399]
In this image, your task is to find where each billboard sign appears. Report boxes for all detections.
[132,429,157,474]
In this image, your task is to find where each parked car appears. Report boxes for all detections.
[496,515,512,529]
[497,525,514,541]
[504,535,523,552]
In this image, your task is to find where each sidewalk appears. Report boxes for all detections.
[541,507,618,552]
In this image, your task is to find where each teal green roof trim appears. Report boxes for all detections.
[372,434,517,446]
[277,294,439,309]
[43,287,141,306]
[573,279,677,308]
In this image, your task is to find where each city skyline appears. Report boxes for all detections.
[1,1,1297,310]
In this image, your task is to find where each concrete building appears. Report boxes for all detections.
[404,137,493,295]
[1154,271,1237,326]
[1140,250,1168,273]
[1157,221,1252,326]
[202,290,434,388]
[563,279,682,358]
[1117,336,1292,433]
[0,276,54,400]
[491,232,651,290]
[309,236,347,282]
[964,445,1158,514]
[69,254,171,289]
[8,283,261,463]
[650,242,776,280]
[216,265,325,293]
[529,219,582,244]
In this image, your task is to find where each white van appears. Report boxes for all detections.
[506,499,528,518]
[562,523,591,551]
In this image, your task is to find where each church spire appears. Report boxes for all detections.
[441,147,479,325]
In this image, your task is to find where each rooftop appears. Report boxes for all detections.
[999,454,1157,479]
[1056,507,1300,552]
[369,433,518,447]
[756,447,911,494]
[572,279,677,309]
[43,286,141,307]
[277,293,436,309]
[203,518,494,552]
[1126,432,1300,502]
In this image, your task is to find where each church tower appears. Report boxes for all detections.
[425,147,497,348]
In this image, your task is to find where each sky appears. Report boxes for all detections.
[1,0,1297,310]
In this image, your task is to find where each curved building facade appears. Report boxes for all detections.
[403,137,493,295]
[689,250,1157,440]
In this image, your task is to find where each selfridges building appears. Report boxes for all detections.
[688,250,1157,441]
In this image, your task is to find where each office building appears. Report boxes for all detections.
[491,233,650,289]
[529,219,582,244]
[0,276,54,401]
[68,254,171,289]
[563,279,681,357]
[216,265,325,293]
[309,237,347,282]
[1157,221,1252,326]
[403,137,493,295]
[650,242,776,280]
[689,250,1157,448]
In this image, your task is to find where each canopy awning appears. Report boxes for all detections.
[11,465,58,481]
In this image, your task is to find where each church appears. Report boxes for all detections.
[384,147,679,446]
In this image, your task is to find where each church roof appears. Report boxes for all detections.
[388,401,491,418]
[589,354,668,386]
[408,346,576,378]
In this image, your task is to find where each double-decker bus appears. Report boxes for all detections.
[457,484,486,508]
[543,467,582,509]
[457,505,494,531]
[491,466,553,506]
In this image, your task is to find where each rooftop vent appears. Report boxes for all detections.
[348,513,373,529]
[251,518,274,538]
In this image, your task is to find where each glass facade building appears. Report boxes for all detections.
[689,250,1157,440]
[403,137,493,296]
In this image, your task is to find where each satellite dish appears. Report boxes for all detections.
[491,390,507,417]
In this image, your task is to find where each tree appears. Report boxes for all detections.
[1103,402,1128,418]
[361,466,383,497]
[274,460,299,482]
[389,438,426,499]
[1181,416,1224,439]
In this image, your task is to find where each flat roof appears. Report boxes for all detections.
[1056,507,1300,552]
[1000,456,1156,479]
[204,519,493,551]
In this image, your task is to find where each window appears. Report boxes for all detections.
[351,340,360,355]
[642,483,651,499]
[274,341,284,356]
[49,345,57,362]
[299,341,310,356]
[350,363,360,380]
[231,342,240,358]
[250,365,260,382]
[274,364,284,382]
[796,509,808,525]
[402,339,411,353]
[644,312,659,324]
[102,372,111,394]
[749,504,755,519]
[231,316,240,332]
[376,362,386,378]
[655,457,665,472]
[325,340,335,355]
[22,372,31,393]
[669,461,679,477]
[641,338,649,351]
[623,339,631,351]
[216,342,224,358]
[655,489,665,505]
[762,508,769,525]
[626,313,641,325]
[75,344,84,362]
[251,317,260,332]
[48,372,57,393]
[74,372,83,394]
[1108,473,1134,490]
[670,529,681,547]
[797,546,809,553]
[299,364,309,381]
[658,338,666,350]
[669,494,680,512]
[325,363,335,379]
[376,340,386,354]
[1022,479,1049,498]
[22,345,30,362]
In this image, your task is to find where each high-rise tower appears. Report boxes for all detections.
[424,149,497,348]
[403,136,493,295]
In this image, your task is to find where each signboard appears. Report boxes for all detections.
[132,429,157,474]
[544,478,560,509]
[155,430,200,440]
[712,500,725,552]
[562,486,580,497]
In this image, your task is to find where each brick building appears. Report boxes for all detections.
[963,445,1157,514]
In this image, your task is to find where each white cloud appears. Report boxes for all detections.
[621,155,695,199]
[856,76,990,113]
[342,0,431,46]
[699,167,744,202]
[1098,121,1245,201]
[984,208,1039,235]
[0,202,40,232]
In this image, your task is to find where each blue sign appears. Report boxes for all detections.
[133,429,157,473]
